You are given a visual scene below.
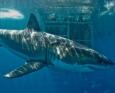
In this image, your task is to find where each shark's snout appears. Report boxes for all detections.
[98,55,114,68]
[103,58,114,66]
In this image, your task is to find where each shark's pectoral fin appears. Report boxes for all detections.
[4,62,45,79]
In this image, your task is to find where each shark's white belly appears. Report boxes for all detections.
[52,59,95,72]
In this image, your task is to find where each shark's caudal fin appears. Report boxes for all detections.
[4,62,45,79]
[27,13,41,31]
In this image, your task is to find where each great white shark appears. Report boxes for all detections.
[0,14,114,79]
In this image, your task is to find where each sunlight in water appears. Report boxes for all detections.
[0,8,24,19]
[99,1,115,16]
[104,1,115,10]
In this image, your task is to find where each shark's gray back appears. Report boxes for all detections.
[0,29,47,60]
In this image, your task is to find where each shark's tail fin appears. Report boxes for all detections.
[27,13,41,31]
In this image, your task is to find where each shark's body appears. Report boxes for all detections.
[0,14,114,79]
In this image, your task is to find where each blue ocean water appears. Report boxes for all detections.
[0,0,115,93]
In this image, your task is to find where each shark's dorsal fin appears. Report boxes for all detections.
[27,13,41,31]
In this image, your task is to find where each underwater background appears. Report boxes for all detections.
[0,0,115,93]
